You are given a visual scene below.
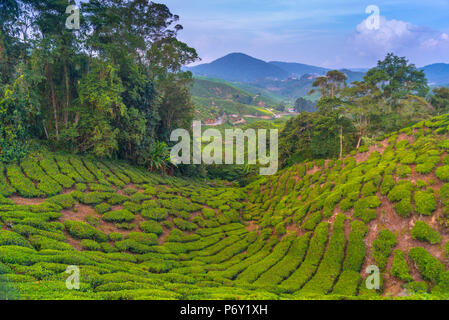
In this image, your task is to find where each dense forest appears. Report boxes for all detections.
[0,0,198,170]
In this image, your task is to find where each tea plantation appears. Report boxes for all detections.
[2,115,449,300]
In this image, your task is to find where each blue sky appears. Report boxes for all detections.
[162,0,449,68]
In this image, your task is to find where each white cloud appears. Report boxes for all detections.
[347,16,449,66]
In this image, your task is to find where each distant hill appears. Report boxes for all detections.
[190,77,277,121]
[187,53,289,82]
[269,61,329,76]
[187,53,449,103]
[421,63,449,86]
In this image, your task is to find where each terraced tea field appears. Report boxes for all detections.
[2,115,449,299]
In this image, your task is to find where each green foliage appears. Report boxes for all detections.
[391,250,413,282]
[411,221,441,244]
[414,190,436,216]
[140,221,163,236]
[372,229,397,270]
[64,220,107,242]
[103,210,136,223]
[436,166,449,181]
[409,247,445,283]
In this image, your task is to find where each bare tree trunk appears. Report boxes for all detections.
[356,136,362,149]
[64,62,70,127]
[339,125,343,159]
[49,79,59,141]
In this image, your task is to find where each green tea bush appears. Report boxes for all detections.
[254,233,310,286]
[372,229,397,270]
[391,249,412,282]
[80,239,102,251]
[394,198,413,217]
[141,207,168,221]
[414,190,436,216]
[95,203,112,214]
[388,181,413,203]
[396,164,412,178]
[140,221,163,235]
[173,218,197,232]
[342,220,367,272]
[332,270,361,296]
[353,196,381,223]
[0,230,32,248]
[64,220,107,242]
[409,247,445,283]
[280,222,329,292]
[301,211,322,231]
[436,165,449,181]
[6,164,43,198]
[411,221,441,244]
[300,215,346,294]
[103,210,136,223]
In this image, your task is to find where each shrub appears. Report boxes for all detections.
[280,222,329,292]
[409,247,445,283]
[416,156,440,174]
[0,230,32,248]
[411,221,441,244]
[394,198,413,217]
[342,220,367,272]
[127,232,158,246]
[391,249,412,282]
[173,218,197,231]
[381,175,395,196]
[64,220,107,242]
[300,215,346,294]
[396,165,412,178]
[109,233,123,241]
[6,164,43,198]
[85,215,100,227]
[436,165,449,181]
[123,201,142,213]
[404,281,428,294]
[372,229,397,270]
[201,208,216,219]
[45,194,75,209]
[353,196,381,223]
[80,239,102,251]
[301,211,322,231]
[141,207,168,221]
[414,190,436,216]
[103,210,136,223]
[140,221,163,236]
[388,181,413,202]
[95,203,112,214]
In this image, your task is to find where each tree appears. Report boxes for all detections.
[430,87,449,115]
[294,97,316,113]
[0,69,38,161]
[311,70,348,158]
[341,81,380,148]
[364,53,429,112]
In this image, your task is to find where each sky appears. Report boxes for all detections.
[162,0,449,69]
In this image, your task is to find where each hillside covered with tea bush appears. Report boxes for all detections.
[2,115,449,300]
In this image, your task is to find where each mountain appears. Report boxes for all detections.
[269,61,329,76]
[421,63,449,86]
[187,53,289,82]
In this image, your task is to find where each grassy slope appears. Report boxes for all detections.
[191,77,279,121]
[2,115,449,299]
